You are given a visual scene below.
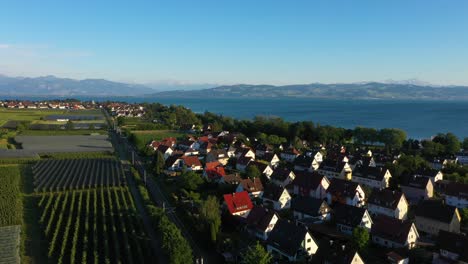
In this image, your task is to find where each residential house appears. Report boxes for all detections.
[333,204,373,235]
[371,216,419,249]
[435,231,468,263]
[400,175,434,204]
[221,173,242,185]
[262,184,292,210]
[368,189,409,220]
[414,199,461,236]
[441,182,468,208]
[198,141,213,155]
[351,166,392,190]
[261,153,280,167]
[326,178,366,207]
[165,154,184,171]
[304,149,323,164]
[236,178,264,198]
[413,168,444,183]
[430,158,457,170]
[266,219,319,261]
[280,147,301,163]
[180,156,202,171]
[236,156,253,172]
[294,155,319,172]
[255,143,273,158]
[245,206,279,241]
[270,168,296,187]
[177,140,198,150]
[456,151,468,165]
[291,197,331,223]
[317,159,352,180]
[386,251,409,264]
[235,148,255,160]
[290,171,330,199]
[205,149,229,165]
[223,191,253,217]
[203,161,226,181]
[155,145,173,160]
[313,239,365,264]
[183,148,199,156]
[246,161,274,178]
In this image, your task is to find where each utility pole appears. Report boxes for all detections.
[132,151,135,165]
[144,170,147,186]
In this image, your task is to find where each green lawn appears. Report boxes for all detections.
[129,130,185,151]
[0,108,104,127]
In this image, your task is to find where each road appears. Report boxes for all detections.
[110,131,167,263]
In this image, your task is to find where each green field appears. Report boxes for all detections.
[0,165,23,227]
[129,130,185,151]
[0,225,21,264]
[0,109,101,124]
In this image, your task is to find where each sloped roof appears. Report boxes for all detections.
[267,219,310,256]
[291,171,328,190]
[246,206,277,232]
[239,178,264,193]
[368,189,405,210]
[263,184,288,201]
[181,155,202,167]
[333,203,369,227]
[371,216,415,244]
[352,166,388,181]
[291,196,328,217]
[415,199,458,223]
[223,191,253,214]
[326,178,360,198]
[271,168,294,182]
[437,230,468,261]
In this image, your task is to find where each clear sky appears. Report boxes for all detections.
[1,0,467,85]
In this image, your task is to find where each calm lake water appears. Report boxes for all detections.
[134,97,468,140]
[5,96,468,139]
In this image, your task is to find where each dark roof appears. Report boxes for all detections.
[368,189,405,210]
[165,154,183,167]
[245,206,277,232]
[444,182,468,199]
[263,184,287,201]
[255,143,273,152]
[414,168,441,178]
[271,168,294,182]
[291,197,329,217]
[267,219,310,256]
[291,171,327,190]
[239,178,264,193]
[437,230,468,261]
[326,178,360,198]
[415,199,458,223]
[262,152,277,162]
[371,216,415,244]
[333,204,368,227]
[237,156,253,165]
[247,161,269,173]
[318,158,346,172]
[294,155,313,167]
[401,175,431,189]
[314,239,360,264]
[352,166,388,181]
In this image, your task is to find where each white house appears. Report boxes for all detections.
[236,178,264,198]
[436,230,468,263]
[443,182,468,208]
[333,204,373,235]
[351,166,392,190]
[291,197,331,223]
[270,168,296,187]
[267,219,319,261]
[245,206,279,241]
[280,147,301,163]
[317,159,352,180]
[368,189,409,220]
[262,184,292,210]
[290,171,330,199]
[371,216,419,249]
[326,178,366,207]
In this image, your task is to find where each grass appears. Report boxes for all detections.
[0,165,23,227]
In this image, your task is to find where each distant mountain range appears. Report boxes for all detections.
[1,74,468,100]
[150,83,468,100]
[0,75,155,96]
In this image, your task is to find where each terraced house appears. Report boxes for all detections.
[368,189,409,220]
[351,166,391,190]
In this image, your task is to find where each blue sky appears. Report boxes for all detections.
[0,0,467,85]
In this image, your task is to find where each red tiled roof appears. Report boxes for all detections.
[223,191,253,215]
[181,156,202,167]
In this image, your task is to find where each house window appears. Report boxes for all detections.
[307,247,311,251]
[307,239,311,242]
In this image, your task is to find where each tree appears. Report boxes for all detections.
[245,165,261,180]
[352,227,369,251]
[243,242,272,264]
[65,120,74,130]
[445,133,461,155]
[200,196,221,243]
[460,208,468,227]
[379,128,406,151]
[463,137,468,150]
[180,171,203,191]
[153,151,165,175]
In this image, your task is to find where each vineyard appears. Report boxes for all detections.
[38,188,152,264]
[0,165,22,227]
[0,225,21,264]
[32,158,126,192]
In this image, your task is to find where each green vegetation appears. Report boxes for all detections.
[245,165,261,180]
[40,151,115,160]
[0,225,21,264]
[147,205,193,264]
[0,165,22,227]
[180,170,204,191]
[243,241,272,264]
[38,188,152,263]
[152,150,165,175]
[199,196,221,243]
[352,227,370,252]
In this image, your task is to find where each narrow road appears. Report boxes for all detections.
[110,131,167,264]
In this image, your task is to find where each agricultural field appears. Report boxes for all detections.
[32,158,126,192]
[0,165,22,227]
[15,135,113,153]
[129,130,185,151]
[37,188,152,263]
[0,225,21,264]
[0,109,102,126]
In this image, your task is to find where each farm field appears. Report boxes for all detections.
[0,109,102,125]
[32,158,126,192]
[0,225,21,264]
[129,130,184,151]
[37,188,152,263]
[0,165,22,227]
[15,135,113,153]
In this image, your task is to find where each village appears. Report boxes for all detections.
[142,121,468,263]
